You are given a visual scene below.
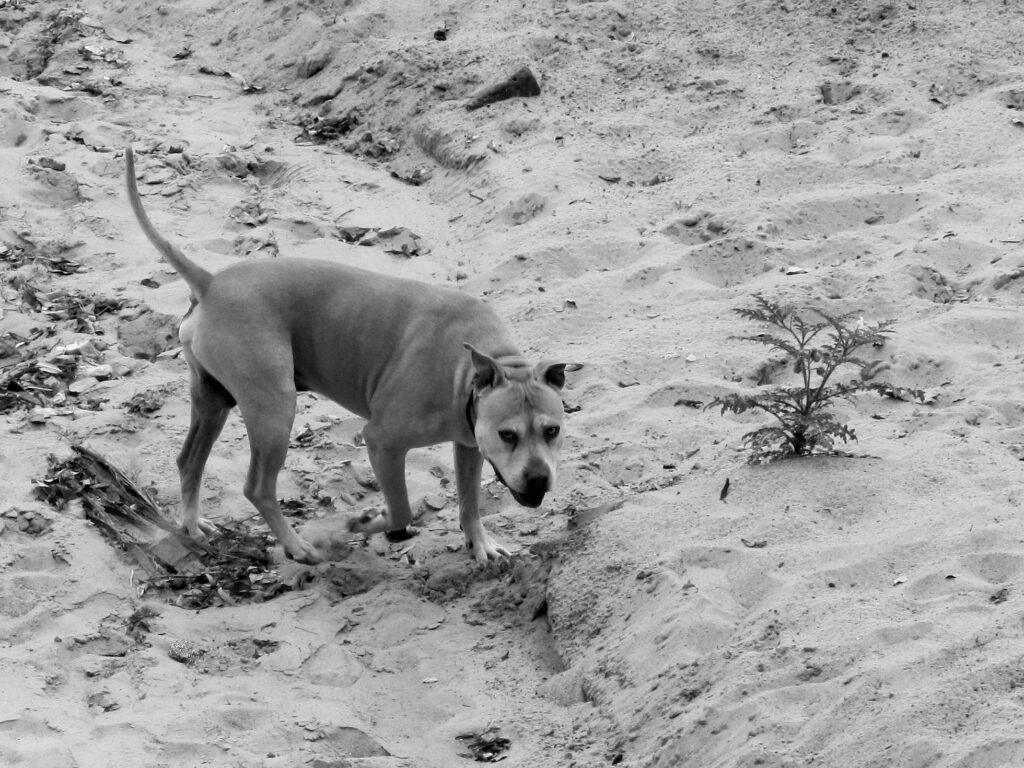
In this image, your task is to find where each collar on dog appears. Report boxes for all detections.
[465,390,477,433]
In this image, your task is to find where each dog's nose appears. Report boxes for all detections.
[525,473,549,497]
[516,472,550,507]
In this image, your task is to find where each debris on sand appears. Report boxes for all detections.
[0,240,84,275]
[33,444,291,608]
[293,109,400,158]
[390,166,433,186]
[0,333,102,414]
[198,64,264,93]
[294,110,361,144]
[123,385,170,415]
[503,193,547,226]
[0,505,54,536]
[335,224,428,256]
[41,290,124,332]
[79,43,127,68]
[456,726,512,762]
[375,226,427,256]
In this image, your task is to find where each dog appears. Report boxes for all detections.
[125,147,580,563]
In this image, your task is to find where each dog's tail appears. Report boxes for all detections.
[125,146,212,300]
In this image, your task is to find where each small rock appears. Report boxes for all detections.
[118,304,148,321]
[422,494,447,511]
[118,310,179,360]
[87,691,120,712]
[168,639,206,664]
[501,117,540,136]
[351,464,379,491]
[705,216,728,234]
[503,193,547,226]
[297,45,334,79]
[76,631,131,657]
[68,376,99,394]
[81,364,113,379]
[28,407,57,423]
[538,667,585,706]
[141,167,176,185]
[28,166,82,204]
[820,80,862,105]
[36,157,66,171]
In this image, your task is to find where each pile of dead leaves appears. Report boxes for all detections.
[337,224,428,257]
[0,334,114,415]
[456,727,512,762]
[0,241,84,276]
[1,235,133,416]
[21,286,124,333]
[293,110,400,158]
[294,110,361,144]
[34,444,292,609]
[1,332,78,412]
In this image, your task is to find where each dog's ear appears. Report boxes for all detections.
[534,361,583,390]
[464,343,508,389]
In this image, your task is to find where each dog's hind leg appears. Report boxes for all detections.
[233,380,323,564]
[454,442,510,562]
[178,360,235,537]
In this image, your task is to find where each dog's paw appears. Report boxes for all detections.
[196,517,219,536]
[181,517,217,539]
[302,525,356,562]
[385,526,419,543]
[347,508,390,535]
[466,530,512,562]
[282,535,324,565]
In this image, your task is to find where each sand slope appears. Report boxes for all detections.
[3,0,1024,766]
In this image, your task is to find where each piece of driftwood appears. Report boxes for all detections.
[465,67,541,111]
[34,444,290,608]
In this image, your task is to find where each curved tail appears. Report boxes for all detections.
[125,146,212,300]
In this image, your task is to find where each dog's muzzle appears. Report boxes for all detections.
[490,462,550,508]
[510,482,547,508]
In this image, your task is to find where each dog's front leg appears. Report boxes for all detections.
[455,442,511,561]
[348,433,415,538]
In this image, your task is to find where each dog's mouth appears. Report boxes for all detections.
[510,487,546,508]
[490,462,548,508]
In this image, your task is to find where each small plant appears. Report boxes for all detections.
[708,294,920,464]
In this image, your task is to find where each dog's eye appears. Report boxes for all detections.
[498,429,518,444]
[543,425,560,440]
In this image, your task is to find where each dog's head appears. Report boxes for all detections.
[465,344,581,508]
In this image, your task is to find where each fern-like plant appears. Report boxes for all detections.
[708,294,919,463]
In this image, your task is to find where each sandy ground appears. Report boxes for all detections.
[4,0,1024,766]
